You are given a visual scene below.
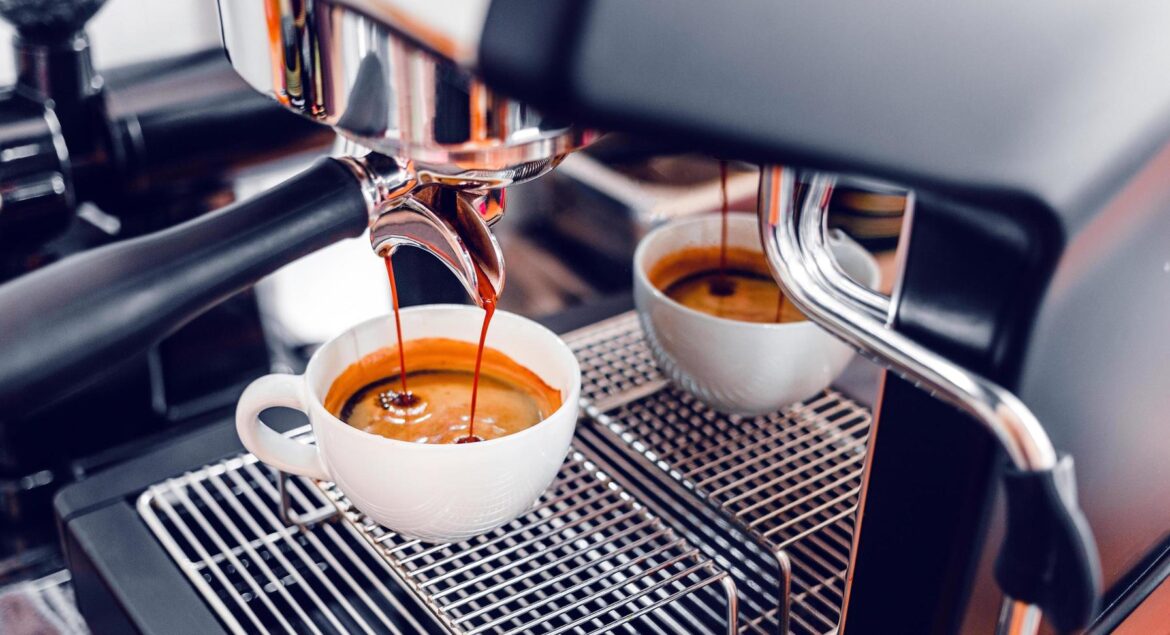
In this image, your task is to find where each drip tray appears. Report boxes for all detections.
[573,313,870,633]
[135,311,871,635]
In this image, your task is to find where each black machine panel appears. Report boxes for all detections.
[1015,141,1170,630]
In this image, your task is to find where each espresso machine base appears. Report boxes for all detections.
[56,301,880,635]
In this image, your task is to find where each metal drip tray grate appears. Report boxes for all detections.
[137,449,432,635]
[139,434,735,634]
[135,309,872,635]
[320,450,736,634]
[566,312,871,634]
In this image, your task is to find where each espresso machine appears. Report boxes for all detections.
[0,0,340,569]
[2,0,1169,634]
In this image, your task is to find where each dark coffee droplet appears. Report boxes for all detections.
[707,276,736,297]
[455,435,484,444]
[379,390,419,409]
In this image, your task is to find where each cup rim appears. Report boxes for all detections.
[302,304,582,451]
[634,211,879,331]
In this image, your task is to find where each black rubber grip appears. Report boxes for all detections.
[0,158,368,416]
[996,455,1102,633]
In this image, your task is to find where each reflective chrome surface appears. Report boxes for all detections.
[217,0,591,179]
[759,167,1056,473]
[798,194,895,321]
[338,153,504,304]
[368,185,505,302]
[326,0,489,65]
[757,166,1095,635]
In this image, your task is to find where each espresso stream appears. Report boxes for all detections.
[324,255,535,445]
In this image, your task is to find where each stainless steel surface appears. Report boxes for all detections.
[139,429,737,635]
[136,310,877,634]
[215,0,595,306]
[322,448,738,635]
[325,0,488,65]
[570,312,868,635]
[798,194,892,321]
[368,183,505,301]
[216,0,595,307]
[137,445,430,635]
[338,153,506,304]
[759,167,1058,473]
[216,0,590,175]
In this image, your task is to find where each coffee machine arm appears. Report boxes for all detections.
[0,158,365,416]
[0,153,499,418]
[758,167,1102,635]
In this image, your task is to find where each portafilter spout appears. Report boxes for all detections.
[345,154,506,304]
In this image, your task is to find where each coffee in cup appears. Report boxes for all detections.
[633,212,880,415]
[647,245,805,324]
[324,337,562,444]
[236,305,582,542]
[648,160,803,325]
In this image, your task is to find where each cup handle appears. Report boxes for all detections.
[235,374,330,481]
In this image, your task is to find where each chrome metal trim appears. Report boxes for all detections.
[759,165,1065,634]
[216,0,592,171]
[334,153,505,303]
[759,166,1057,473]
[797,182,890,321]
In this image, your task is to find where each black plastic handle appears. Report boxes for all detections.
[996,455,1102,633]
[0,157,368,417]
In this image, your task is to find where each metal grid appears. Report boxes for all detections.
[565,312,871,635]
[139,431,736,634]
[320,450,737,634]
[137,444,432,635]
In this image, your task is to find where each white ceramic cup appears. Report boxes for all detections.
[235,305,581,542]
[634,212,879,416]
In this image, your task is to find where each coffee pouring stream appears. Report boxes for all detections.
[351,153,509,444]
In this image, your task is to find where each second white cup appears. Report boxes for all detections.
[634,212,879,415]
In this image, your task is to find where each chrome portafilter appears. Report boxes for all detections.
[217,0,592,173]
[216,0,593,301]
[0,0,592,416]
